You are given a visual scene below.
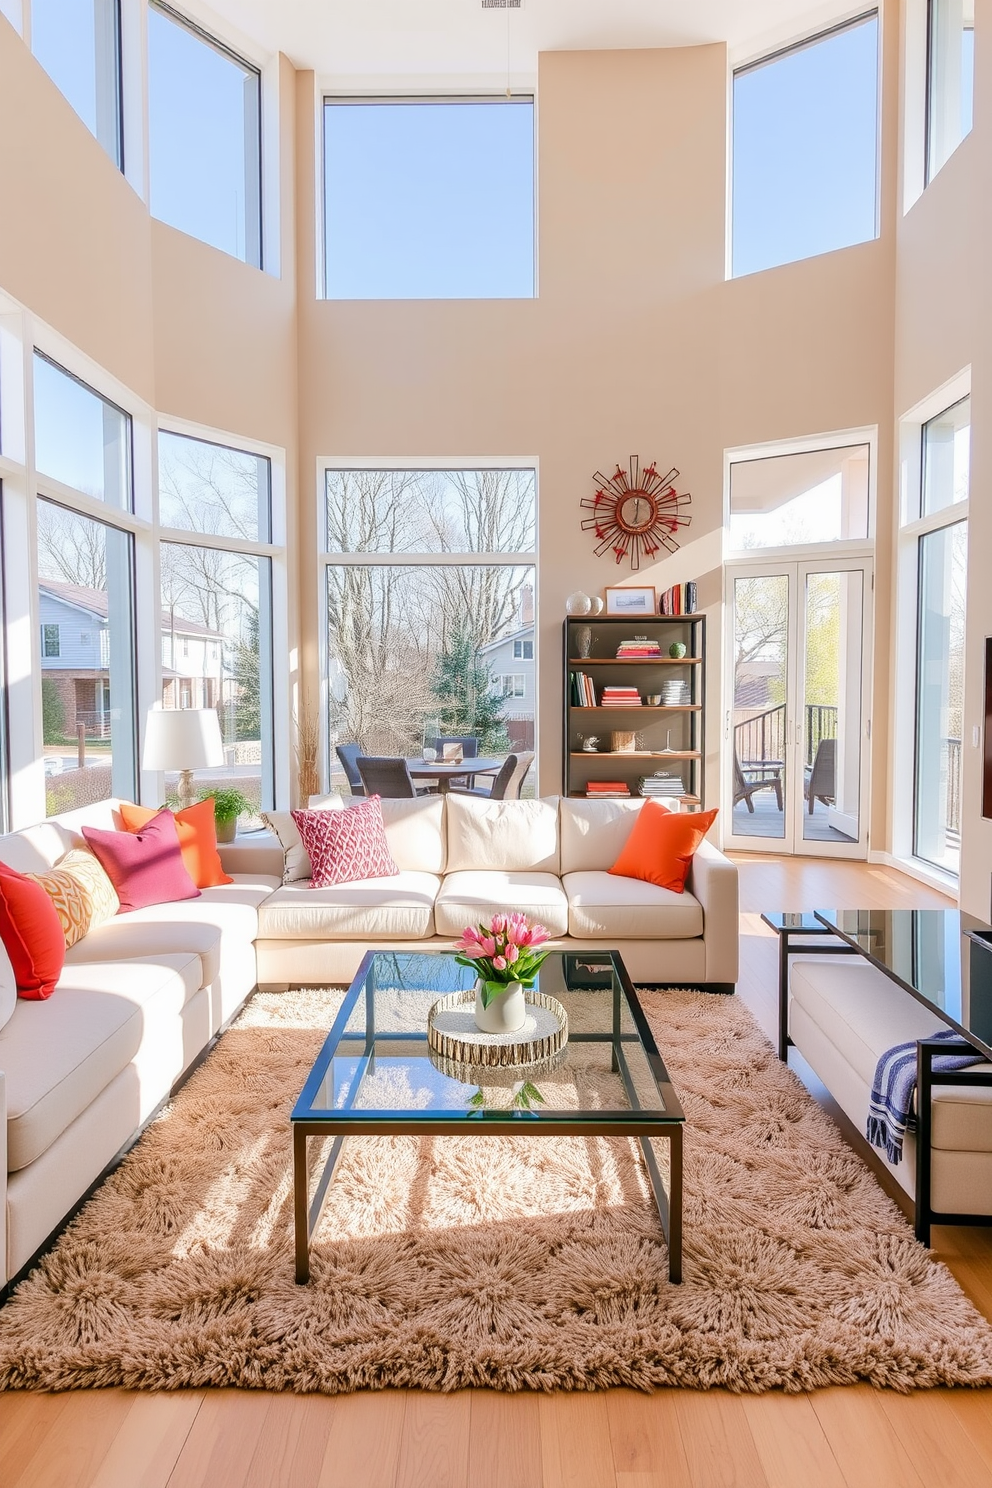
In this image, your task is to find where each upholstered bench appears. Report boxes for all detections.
[789,958,992,1240]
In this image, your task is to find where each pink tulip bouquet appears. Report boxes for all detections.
[452,913,552,1008]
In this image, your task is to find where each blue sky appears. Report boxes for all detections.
[324,100,535,300]
[733,15,880,278]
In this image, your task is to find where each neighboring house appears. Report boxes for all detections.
[479,624,535,750]
[40,580,224,736]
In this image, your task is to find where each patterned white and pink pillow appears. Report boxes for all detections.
[291,796,399,887]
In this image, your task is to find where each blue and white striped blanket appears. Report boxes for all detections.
[867,1029,981,1164]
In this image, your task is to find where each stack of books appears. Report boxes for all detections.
[639,771,685,799]
[569,671,596,706]
[659,583,696,615]
[616,637,662,658]
[586,780,631,798]
[600,685,642,707]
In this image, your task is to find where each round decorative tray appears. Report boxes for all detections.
[427,988,568,1070]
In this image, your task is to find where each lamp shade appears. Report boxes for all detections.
[143,708,224,771]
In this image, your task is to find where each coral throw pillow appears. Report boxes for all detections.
[28,848,120,948]
[0,859,66,1000]
[82,809,201,913]
[119,799,232,889]
[291,796,398,888]
[609,803,719,894]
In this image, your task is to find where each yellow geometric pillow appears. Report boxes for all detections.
[28,848,120,948]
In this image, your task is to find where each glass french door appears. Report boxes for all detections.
[724,558,872,857]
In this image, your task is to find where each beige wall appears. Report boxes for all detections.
[3,2,987,888]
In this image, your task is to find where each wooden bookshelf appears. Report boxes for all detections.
[564,614,706,807]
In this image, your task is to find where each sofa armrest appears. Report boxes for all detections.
[0,1069,7,1287]
[685,838,739,986]
[217,830,285,879]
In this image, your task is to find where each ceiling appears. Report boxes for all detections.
[190,0,846,86]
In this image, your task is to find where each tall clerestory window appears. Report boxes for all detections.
[323,99,535,298]
[147,2,262,266]
[927,0,975,182]
[32,0,123,168]
[732,13,880,278]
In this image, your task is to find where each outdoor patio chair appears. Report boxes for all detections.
[805,737,836,814]
[450,751,534,801]
[335,744,366,797]
[733,749,783,813]
[356,755,421,799]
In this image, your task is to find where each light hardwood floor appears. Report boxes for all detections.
[3,856,992,1488]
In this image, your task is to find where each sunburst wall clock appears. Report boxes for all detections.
[581,457,691,570]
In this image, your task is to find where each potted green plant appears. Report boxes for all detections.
[198,787,252,843]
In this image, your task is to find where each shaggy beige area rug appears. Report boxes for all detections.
[2,987,992,1394]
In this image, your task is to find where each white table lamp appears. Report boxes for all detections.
[143,708,224,810]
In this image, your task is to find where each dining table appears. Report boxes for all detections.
[405,755,504,795]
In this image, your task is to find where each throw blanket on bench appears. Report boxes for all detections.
[867,1029,982,1164]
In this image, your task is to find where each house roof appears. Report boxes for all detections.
[40,580,224,639]
[478,623,533,656]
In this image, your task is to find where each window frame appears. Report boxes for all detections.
[320,94,537,302]
[147,0,264,269]
[925,0,975,185]
[30,0,125,171]
[41,622,61,657]
[318,456,539,791]
[729,9,882,281]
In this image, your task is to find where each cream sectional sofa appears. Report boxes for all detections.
[0,791,736,1292]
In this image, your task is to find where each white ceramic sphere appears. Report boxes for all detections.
[589,596,604,615]
[566,590,592,615]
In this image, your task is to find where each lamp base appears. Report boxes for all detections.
[176,770,197,812]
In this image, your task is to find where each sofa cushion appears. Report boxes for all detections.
[0,939,16,1033]
[82,810,200,911]
[434,871,569,938]
[609,804,719,894]
[559,798,653,874]
[293,798,399,887]
[62,876,279,990]
[257,871,440,940]
[0,859,66,1000]
[2,953,202,1171]
[444,796,559,875]
[562,870,704,940]
[264,800,342,883]
[28,848,120,947]
[120,800,232,889]
[380,797,447,874]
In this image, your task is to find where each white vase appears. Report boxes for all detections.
[566,591,592,616]
[474,979,527,1034]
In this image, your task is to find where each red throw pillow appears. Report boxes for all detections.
[82,808,201,913]
[0,859,66,1000]
[118,799,233,889]
[608,803,719,894]
[291,796,398,887]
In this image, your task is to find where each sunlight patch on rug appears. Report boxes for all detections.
[2,986,992,1394]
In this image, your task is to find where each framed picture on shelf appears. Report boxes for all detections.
[604,585,656,616]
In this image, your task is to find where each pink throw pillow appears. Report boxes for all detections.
[292,796,398,887]
[82,808,200,913]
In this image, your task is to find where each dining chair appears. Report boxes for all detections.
[356,756,419,799]
[450,751,533,801]
[335,743,366,797]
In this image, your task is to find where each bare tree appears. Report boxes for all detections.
[36,504,107,590]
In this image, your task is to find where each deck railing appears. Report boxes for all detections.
[733,704,838,770]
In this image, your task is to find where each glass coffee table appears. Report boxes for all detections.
[292,949,685,1284]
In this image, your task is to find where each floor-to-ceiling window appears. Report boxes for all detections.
[912,397,970,874]
[33,354,137,816]
[724,441,874,857]
[321,467,537,792]
[158,430,275,821]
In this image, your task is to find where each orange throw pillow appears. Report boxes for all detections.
[608,802,719,894]
[118,799,233,889]
[0,859,66,999]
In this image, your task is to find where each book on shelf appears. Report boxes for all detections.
[659,582,697,616]
[616,638,661,658]
[585,781,631,797]
[600,686,642,706]
[569,671,597,706]
[638,771,685,797]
